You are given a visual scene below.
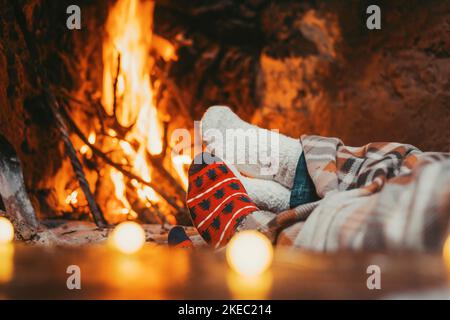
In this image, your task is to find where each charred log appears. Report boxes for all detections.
[0,134,39,240]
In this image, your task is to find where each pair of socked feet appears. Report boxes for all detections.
[169,106,311,249]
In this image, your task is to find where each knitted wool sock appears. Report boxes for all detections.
[187,152,261,248]
[201,106,303,189]
[241,176,291,212]
[224,158,291,213]
[168,226,194,249]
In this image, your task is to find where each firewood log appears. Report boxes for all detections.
[0,134,39,240]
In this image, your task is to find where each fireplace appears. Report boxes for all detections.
[0,0,449,242]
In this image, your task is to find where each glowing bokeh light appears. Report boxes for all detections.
[110,221,146,254]
[0,244,14,283]
[0,217,14,244]
[226,269,273,299]
[226,230,273,277]
[443,236,450,270]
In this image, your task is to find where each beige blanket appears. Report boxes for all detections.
[275,135,450,252]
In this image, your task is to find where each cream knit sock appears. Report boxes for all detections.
[201,106,303,189]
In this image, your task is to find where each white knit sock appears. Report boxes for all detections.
[201,106,303,189]
[223,159,291,212]
[242,177,291,213]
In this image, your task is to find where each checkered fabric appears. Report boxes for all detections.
[276,135,450,252]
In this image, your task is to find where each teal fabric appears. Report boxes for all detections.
[289,152,320,208]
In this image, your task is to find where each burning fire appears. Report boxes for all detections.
[65,190,79,206]
[172,154,191,190]
[95,0,187,221]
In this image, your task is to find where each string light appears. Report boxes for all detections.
[0,217,14,244]
[226,230,273,277]
[110,221,146,254]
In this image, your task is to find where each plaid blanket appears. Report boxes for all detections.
[273,135,450,252]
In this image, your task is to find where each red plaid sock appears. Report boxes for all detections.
[168,226,194,249]
[187,152,259,248]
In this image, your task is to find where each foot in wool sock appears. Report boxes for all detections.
[223,158,291,213]
[241,176,291,212]
[187,152,273,248]
[201,106,302,189]
[168,226,194,249]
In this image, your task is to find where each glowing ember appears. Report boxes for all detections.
[79,145,89,155]
[110,221,146,254]
[88,132,96,144]
[80,132,96,157]
[226,231,273,277]
[0,217,14,244]
[107,129,117,137]
[65,190,79,205]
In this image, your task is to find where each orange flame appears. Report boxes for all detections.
[101,0,183,218]
[88,132,96,144]
[110,169,131,213]
[65,190,79,205]
[172,155,191,191]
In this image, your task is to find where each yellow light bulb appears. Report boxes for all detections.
[110,221,146,254]
[0,217,14,244]
[226,230,273,277]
